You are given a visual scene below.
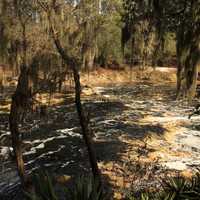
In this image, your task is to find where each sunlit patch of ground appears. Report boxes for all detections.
[1,67,200,199]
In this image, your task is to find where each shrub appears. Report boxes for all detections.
[26,172,107,200]
[126,172,200,200]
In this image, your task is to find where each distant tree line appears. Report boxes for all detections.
[122,0,200,100]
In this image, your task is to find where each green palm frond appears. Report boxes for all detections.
[25,171,58,200]
[26,172,107,200]
[67,176,107,200]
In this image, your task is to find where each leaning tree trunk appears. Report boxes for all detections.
[50,23,101,182]
[72,68,101,179]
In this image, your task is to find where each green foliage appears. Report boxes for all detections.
[126,172,200,200]
[121,0,166,66]
[121,0,200,63]
[126,193,151,200]
[160,177,193,200]
[26,172,107,200]
[96,0,123,67]
[66,176,107,200]
[27,172,200,200]
[25,171,58,200]
[97,11,123,66]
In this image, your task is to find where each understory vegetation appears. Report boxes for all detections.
[0,0,200,199]
[26,171,200,200]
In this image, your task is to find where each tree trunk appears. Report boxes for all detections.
[184,44,200,101]
[82,43,96,72]
[9,97,25,185]
[72,68,101,180]
[9,66,32,186]
[175,0,200,101]
[176,61,184,98]
[50,24,101,182]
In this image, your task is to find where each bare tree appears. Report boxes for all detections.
[37,0,102,183]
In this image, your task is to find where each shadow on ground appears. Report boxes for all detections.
[0,82,170,198]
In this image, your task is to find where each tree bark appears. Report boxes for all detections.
[9,94,25,185]
[184,44,200,101]
[9,66,32,186]
[72,68,101,180]
[9,1,31,186]
[49,20,101,182]
[176,62,184,98]
[176,0,200,101]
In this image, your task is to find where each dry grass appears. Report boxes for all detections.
[80,66,176,87]
[0,66,180,199]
